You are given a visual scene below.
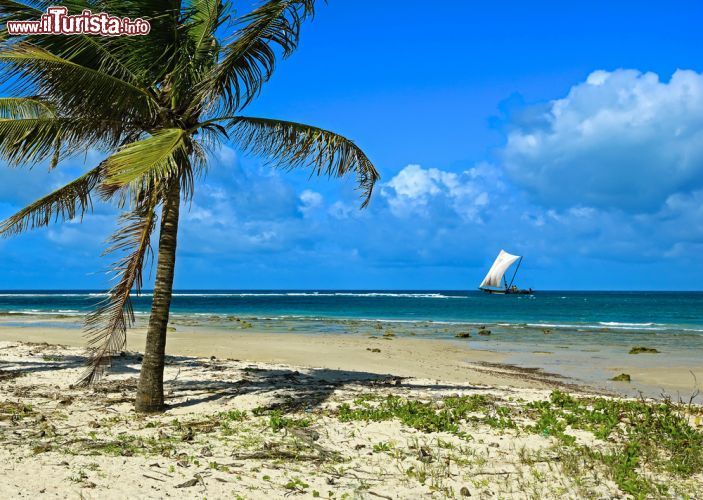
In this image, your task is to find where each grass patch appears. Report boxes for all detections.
[337,394,507,434]
[267,410,311,432]
[335,390,703,498]
[525,391,703,497]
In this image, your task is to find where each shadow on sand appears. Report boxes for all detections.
[1,345,493,413]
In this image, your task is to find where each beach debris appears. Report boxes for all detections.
[383,331,395,338]
[368,491,394,500]
[366,348,381,353]
[32,442,52,454]
[542,329,552,335]
[628,346,660,354]
[175,474,203,488]
[460,486,472,496]
[455,332,471,338]
[477,327,492,336]
[181,427,195,441]
[417,445,433,462]
[611,373,631,382]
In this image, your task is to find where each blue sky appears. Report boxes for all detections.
[2,0,703,290]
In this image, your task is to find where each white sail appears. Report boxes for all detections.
[479,250,521,289]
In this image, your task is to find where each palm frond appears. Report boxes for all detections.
[79,197,158,385]
[0,96,52,118]
[0,43,157,120]
[101,128,187,190]
[0,0,43,40]
[228,116,379,206]
[0,164,102,237]
[1,1,148,85]
[187,0,225,59]
[0,114,126,166]
[201,0,315,113]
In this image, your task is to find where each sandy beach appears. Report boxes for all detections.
[2,316,701,400]
[0,323,577,391]
[1,323,702,499]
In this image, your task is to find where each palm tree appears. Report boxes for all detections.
[0,0,379,413]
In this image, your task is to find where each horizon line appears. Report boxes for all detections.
[0,288,701,293]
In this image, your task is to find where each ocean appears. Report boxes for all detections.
[1,289,701,332]
[2,290,702,397]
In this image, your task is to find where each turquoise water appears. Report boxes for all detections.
[1,290,701,334]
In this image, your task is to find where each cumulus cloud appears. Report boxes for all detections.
[4,68,703,289]
[298,189,323,217]
[381,163,503,222]
[504,69,703,211]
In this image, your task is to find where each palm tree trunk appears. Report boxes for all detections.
[135,180,181,413]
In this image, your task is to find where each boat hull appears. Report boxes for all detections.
[480,288,534,295]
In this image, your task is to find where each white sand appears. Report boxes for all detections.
[1,319,702,499]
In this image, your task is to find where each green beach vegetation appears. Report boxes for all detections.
[0,0,378,412]
[4,368,702,498]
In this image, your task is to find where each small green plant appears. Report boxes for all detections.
[372,441,392,453]
[284,477,309,492]
[268,410,311,432]
[221,409,248,421]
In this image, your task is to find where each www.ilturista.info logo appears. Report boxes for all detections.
[7,6,150,36]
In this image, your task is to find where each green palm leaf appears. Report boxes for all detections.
[202,0,315,112]
[0,96,53,118]
[187,0,224,59]
[228,116,379,206]
[101,128,188,189]
[0,164,103,237]
[0,116,126,167]
[0,43,157,120]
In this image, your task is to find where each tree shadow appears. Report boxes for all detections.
[163,354,492,413]
[0,348,140,381]
[1,347,498,413]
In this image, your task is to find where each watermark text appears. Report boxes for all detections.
[7,6,150,36]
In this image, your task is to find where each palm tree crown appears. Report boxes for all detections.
[0,0,379,408]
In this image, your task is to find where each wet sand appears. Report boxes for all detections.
[1,317,701,399]
[0,323,573,391]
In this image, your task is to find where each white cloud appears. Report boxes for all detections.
[328,201,355,219]
[298,189,323,217]
[381,163,502,222]
[504,68,703,211]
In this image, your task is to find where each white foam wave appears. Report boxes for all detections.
[0,293,90,297]
[9,292,470,299]
[171,292,465,299]
[599,321,656,327]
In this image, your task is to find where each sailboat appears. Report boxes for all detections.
[479,250,533,295]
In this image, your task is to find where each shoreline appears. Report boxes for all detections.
[1,317,701,401]
[0,324,576,392]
